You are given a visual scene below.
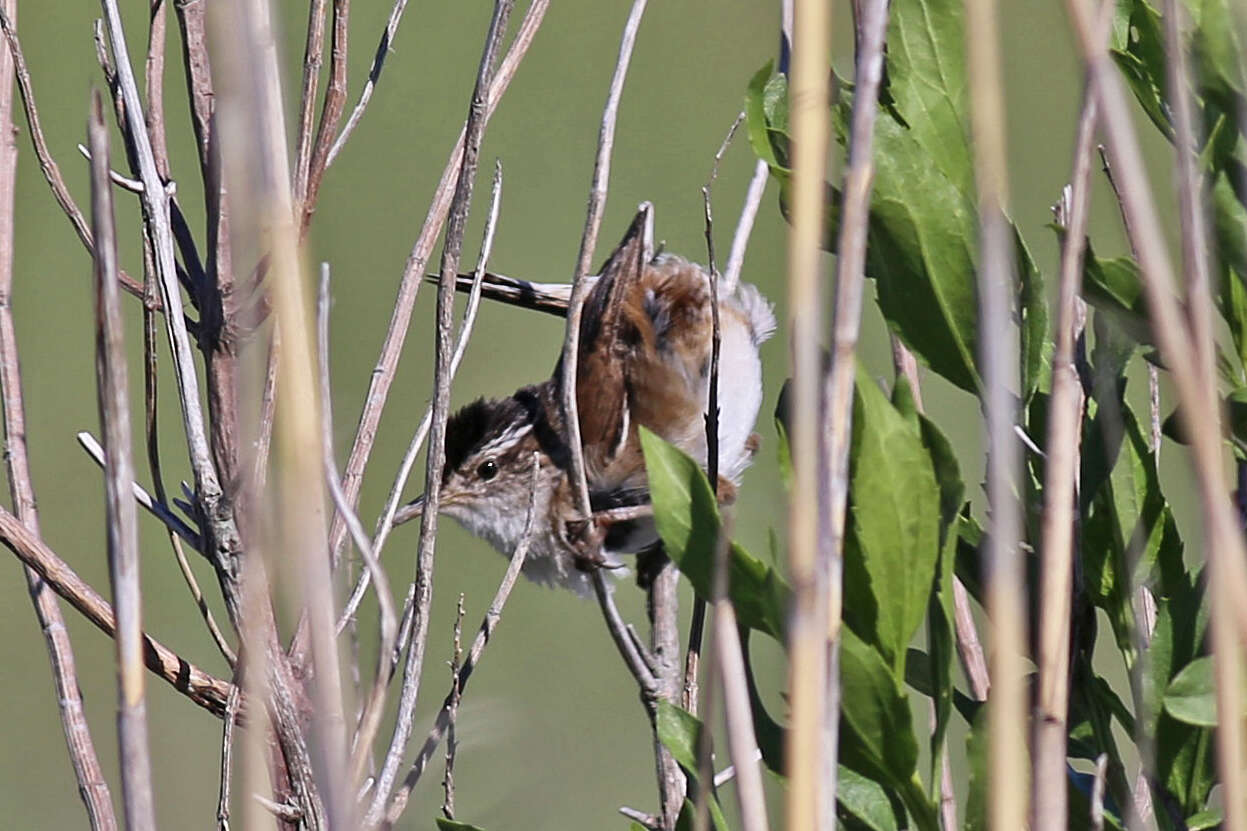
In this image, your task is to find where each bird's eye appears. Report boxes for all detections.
[477,459,498,481]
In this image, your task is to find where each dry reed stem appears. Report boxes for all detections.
[0,4,115,824]
[784,0,831,828]
[381,456,540,828]
[88,92,157,831]
[227,0,352,822]
[964,0,1029,824]
[1065,0,1247,825]
[308,1,549,649]
[820,0,888,821]
[317,263,399,791]
[363,5,514,824]
[1034,85,1099,830]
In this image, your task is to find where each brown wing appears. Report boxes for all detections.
[572,205,652,483]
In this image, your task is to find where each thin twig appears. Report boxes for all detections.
[144,0,170,179]
[381,456,540,828]
[685,112,742,718]
[304,2,549,659]
[338,161,501,632]
[89,91,157,831]
[363,6,515,824]
[79,428,238,670]
[0,505,238,717]
[0,8,147,302]
[1033,76,1099,830]
[319,264,399,791]
[217,683,242,831]
[0,6,115,825]
[559,0,649,520]
[99,0,243,620]
[442,594,465,820]
[300,0,351,234]
[293,0,330,211]
[325,0,410,166]
[722,159,769,294]
[76,433,204,552]
[785,0,833,827]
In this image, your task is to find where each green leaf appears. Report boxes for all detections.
[843,367,942,675]
[1164,656,1217,727]
[964,707,988,831]
[1189,0,1247,111]
[1110,0,1173,140]
[656,700,703,772]
[1081,400,1181,668]
[657,703,730,831]
[1186,809,1224,830]
[838,766,901,831]
[745,61,790,174]
[437,820,487,831]
[741,628,786,774]
[1017,227,1049,401]
[1080,249,1154,345]
[839,629,939,831]
[641,427,790,641]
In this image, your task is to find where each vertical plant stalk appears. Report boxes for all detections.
[685,112,742,718]
[559,0,649,517]
[318,263,398,790]
[0,3,115,826]
[381,455,540,829]
[964,0,1028,825]
[550,1,688,823]
[362,4,514,825]
[1065,0,1247,827]
[307,0,548,626]
[222,0,353,824]
[784,0,832,829]
[1033,86,1099,831]
[88,91,157,831]
[821,0,888,824]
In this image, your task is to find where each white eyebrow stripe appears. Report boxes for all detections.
[479,422,533,458]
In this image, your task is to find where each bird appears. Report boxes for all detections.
[395,204,775,596]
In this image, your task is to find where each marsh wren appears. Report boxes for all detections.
[397,204,775,595]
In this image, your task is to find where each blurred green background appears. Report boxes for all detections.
[0,0,1186,828]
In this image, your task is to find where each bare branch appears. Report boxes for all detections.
[325,0,410,166]
[304,3,550,662]
[441,594,466,821]
[722,159,769,294]
[216,683,242,831]
[559,0,649,519]
[382,456,540,828]
[339,160,501,630]
[89,90,157,831]
[0,505,238,717]
[0,8,148,302]
[363,5,515,824]
[318,263,399,790]
[0,6,115,826]
[684,112,742,717]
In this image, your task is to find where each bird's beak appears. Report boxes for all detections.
[393,495,425,527]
